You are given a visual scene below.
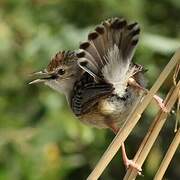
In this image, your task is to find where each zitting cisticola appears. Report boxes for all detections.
[30,17,166,172]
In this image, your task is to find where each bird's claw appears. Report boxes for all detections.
[125,159,142,175]
[153,95,168,113]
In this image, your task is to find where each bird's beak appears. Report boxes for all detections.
[29,70,57,84]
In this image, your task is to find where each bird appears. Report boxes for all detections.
[30,17,167,173]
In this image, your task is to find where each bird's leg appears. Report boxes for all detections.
[128,77,168,112]
[121,142,142,174]
[109,124,142,174]
[153,94,168,112]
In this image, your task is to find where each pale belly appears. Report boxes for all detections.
[78,88,144,129]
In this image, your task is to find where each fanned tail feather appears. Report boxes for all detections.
[76,17,141,96]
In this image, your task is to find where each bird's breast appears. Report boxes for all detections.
[78,87,143,129]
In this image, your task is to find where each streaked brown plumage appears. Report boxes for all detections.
[70,18,146,129]
[30,17,152,172]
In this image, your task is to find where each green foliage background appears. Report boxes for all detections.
[0,0,179,179]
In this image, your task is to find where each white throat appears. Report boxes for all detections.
[45,79,75,99]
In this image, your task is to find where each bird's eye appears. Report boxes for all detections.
[58,69,65,75]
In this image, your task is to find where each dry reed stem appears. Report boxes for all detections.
[123,81,180,180]
[175,91,180,132]
[87,49,180,180]
[154,128,180,180]
[173,63,180,132]
[173,64,180,85]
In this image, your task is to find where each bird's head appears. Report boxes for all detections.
[30,50,82,96]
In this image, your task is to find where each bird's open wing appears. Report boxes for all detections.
[76,17,141,96]
[71,73,113,116]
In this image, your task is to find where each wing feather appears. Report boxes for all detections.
[77,17,141,96]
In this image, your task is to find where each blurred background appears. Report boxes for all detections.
[0,0,180,179]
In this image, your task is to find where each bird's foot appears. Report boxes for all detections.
[121,143,142,175]
[124,159,142,175]
[153,95,168,113]
[128,77,169,113]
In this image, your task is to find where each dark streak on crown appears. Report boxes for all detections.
[47,50,76,72]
